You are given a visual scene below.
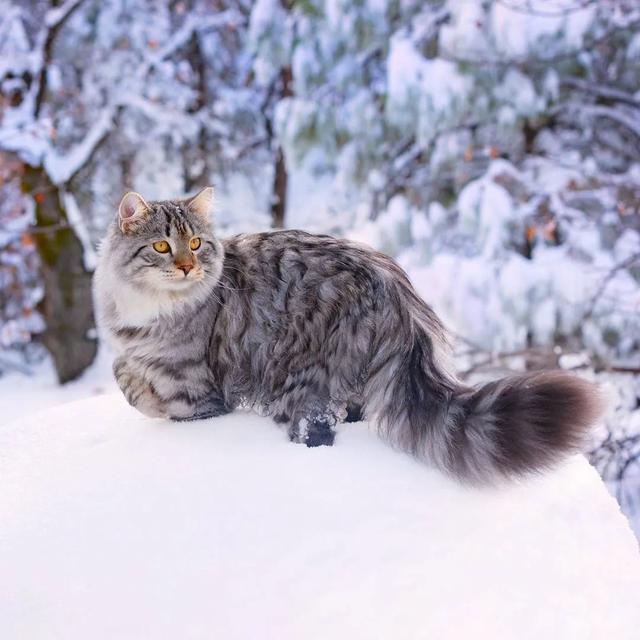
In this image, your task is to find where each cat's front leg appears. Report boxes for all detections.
[113,356,167,418]
[114,355,230,421]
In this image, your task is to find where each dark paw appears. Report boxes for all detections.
[288,414,336,447]
[305,420,335,447]
[344,403,364,423]
[171,411,217,422]
[171,399,230,422]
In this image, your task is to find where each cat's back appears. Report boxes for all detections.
[222,229,346,263]
[221,229,398,287]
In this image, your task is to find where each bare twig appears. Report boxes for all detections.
[34,0,88,118]
[494,0,596,18]
[584,251,640,320]
[575,105,640,140]
[561,77,640,109]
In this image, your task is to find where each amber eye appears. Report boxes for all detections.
[152,240,170,254]
[189,237,201,251]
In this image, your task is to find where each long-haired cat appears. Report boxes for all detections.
[94,188,602,483]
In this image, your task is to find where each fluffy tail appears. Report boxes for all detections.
[380,341,603,483]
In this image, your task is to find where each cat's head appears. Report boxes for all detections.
[107,187,223,295]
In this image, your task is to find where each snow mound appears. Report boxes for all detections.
[1,395,639,639]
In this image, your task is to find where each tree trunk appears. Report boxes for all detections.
[22,166,97,383]
[270,146,287,229]
[183,29,210,193]
[269,66,293,229]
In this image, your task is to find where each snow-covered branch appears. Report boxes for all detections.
[60,190,97,270]
[43,105,119,186]
[494,0,596,18]
[141,10,245,76]
[561,77,640,109]
[118,94,199,135]
[44,0,85,29]
[576,105,640,139]
[34,0,88,118]
[583,251,640,321]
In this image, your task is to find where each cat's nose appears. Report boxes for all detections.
[176,262,193,275]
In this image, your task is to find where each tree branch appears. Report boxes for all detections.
[494,0,596,19]
[576,105,640,139]
[583,251,640,321]
[43,105,119,185]
[44,0,85,29]
[561,77,640,109]
[34,0,88,118]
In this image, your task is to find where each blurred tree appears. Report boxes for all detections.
[246,0,296,228]
[0,0,257,380]
[0,0,100,381]
[0,0,639,382]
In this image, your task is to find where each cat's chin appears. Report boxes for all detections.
[158,278,203,292]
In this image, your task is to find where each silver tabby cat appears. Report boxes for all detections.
[94,187,602,483]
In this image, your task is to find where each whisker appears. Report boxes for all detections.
[216,281,251,292]
[221,263,251,277]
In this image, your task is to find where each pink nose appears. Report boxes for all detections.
[176,263,193,275]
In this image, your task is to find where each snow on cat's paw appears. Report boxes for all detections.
[288,415,336,447]
[305,420,336,447]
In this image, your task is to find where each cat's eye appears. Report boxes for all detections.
[189,237,201,251]
[153,240,170,254]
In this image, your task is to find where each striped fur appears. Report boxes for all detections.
[94,192,603,482]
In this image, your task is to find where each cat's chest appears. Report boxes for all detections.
[112,290,171,327]
[106,286,192,351]
[110,314,192,357]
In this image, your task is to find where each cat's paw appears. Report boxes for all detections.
[288,415,336,447]
[170,411,215,422]
[132,387,168,419]
[344,403,364,423]
[305,418,336,447]
[169,396,230,422]
[170,408,229,422]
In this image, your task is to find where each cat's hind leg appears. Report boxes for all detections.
[344,401,364,423]
[270,366,341,447]
[273,400,337,447]
[294,400,362,445]
[290,409,337,447]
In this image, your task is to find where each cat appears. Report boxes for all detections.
[94,187,602,483]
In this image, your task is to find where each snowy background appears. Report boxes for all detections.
[0,0,639,536]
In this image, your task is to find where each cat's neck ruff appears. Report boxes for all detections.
[121,282,214,326]
[101,269,216,328]
[115,283,176,326]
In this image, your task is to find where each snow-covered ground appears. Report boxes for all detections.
[1,393,640,639]
[0,349,117,426]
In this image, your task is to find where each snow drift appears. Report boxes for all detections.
[1,394,639,639]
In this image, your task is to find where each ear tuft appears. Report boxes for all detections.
[118,192,149,232]
[187,187,214,219]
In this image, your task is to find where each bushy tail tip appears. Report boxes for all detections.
[448,371,604,483]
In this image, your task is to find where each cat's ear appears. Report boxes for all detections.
[187,187,214,220]
[118,192,150,233]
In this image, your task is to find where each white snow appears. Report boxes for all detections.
[1,394,640,639]
[61,190,98,271]
[386,35,472,142]
[0,349,117,426]
[44,106,117,186]
[44,0,84,29]
[490,0,595,58]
